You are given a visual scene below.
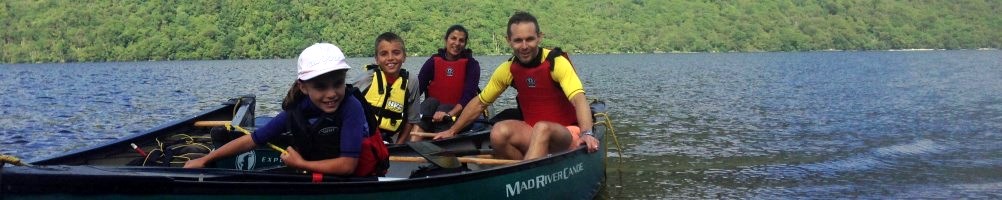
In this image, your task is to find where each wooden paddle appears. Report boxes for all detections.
[389,156,518,165]
[407,141,461,168]
[193,120,230,127]
[405,141,517,168]
[410,132,438,138]
[194,121,287,155]
[230,125,288,155]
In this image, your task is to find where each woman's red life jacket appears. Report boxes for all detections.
[427,56,468,105]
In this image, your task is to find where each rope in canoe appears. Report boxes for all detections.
[591,98,624,164]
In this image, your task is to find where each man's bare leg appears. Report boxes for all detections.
[524,122,573,160]
[490,120,532,160]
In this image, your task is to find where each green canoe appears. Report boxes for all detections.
[1,95,612,199]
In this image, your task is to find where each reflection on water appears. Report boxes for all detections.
[2,50,1001,198]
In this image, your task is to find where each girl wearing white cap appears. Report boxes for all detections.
[185,43,387,177]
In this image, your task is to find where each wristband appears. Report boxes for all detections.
[581,129,594,137]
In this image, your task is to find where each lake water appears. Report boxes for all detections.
[2,51,1001,199]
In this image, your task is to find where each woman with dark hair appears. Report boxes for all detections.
[413,25,483,141]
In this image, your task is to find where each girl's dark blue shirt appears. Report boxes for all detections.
[251,97,367,158]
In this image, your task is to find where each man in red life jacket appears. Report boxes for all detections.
[434,11,599,160]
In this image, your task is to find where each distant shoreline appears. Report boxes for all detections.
[4,48,999,65]
[3,48,999,64]
[4,1,998,64]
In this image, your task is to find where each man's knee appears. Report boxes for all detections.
[532,122,572,147]
[489,123,509,142]
[491,120,527,144]
[531,122,563,137]
[492,120,521,135]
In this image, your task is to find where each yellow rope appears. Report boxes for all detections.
[169,143,211,152]
[169,153,206,164]
[155,137,165,151]
[590,99,624,164]
[167,134,195,144]
[232,98,241,120]
[142,149,163,166]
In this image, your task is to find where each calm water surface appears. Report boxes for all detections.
[2,51,1001,199]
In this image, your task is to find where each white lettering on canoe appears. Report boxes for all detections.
[505,162,584,198]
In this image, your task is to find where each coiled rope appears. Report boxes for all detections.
[591,99,624,164]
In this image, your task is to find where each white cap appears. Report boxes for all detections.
[297,43,351,81]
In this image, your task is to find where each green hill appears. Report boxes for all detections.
[2,0,999,63]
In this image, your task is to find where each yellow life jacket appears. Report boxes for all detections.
[363,65,409,133]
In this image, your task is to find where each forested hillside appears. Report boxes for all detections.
[2,0,999,63]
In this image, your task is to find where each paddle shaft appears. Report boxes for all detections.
[230,125,288,155]
[411,132,438,138]
[193,120,230,127]
[0,155,30,166]
[194,121,288,154]
[389,156,519,165]
[203,122,509,165]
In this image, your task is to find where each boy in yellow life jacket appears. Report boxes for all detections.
[352,32,421,144]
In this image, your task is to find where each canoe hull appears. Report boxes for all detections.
[3,146,602,199]
[2,97,610,200]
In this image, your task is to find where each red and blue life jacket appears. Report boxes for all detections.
[286,85,389,177]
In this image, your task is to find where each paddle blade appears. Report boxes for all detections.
[407,142,461,168]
